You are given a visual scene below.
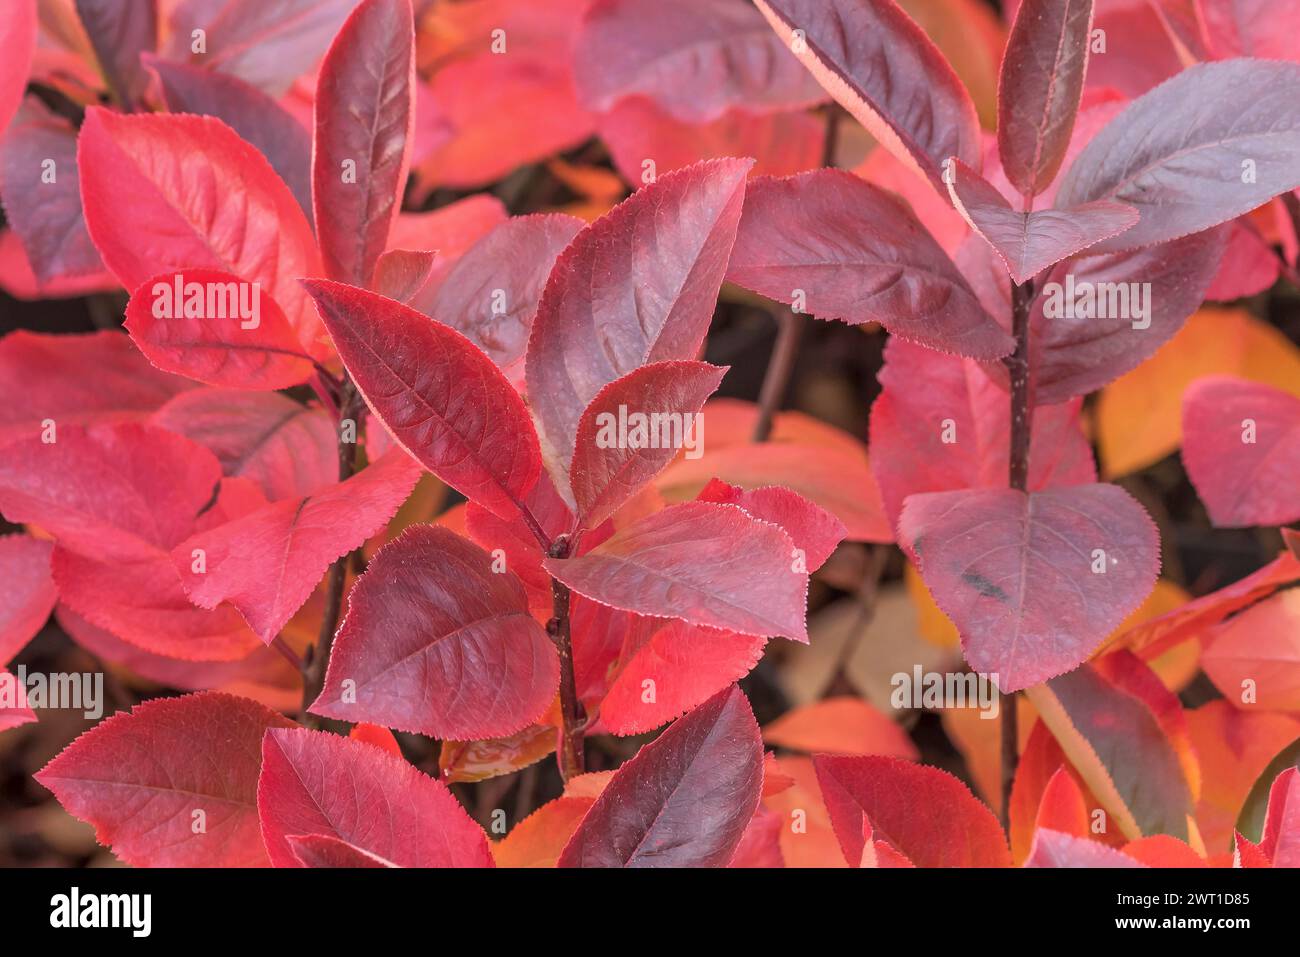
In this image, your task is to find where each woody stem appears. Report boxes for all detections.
[1000,277,1036,826]
[547,535,586,781]
[301,377,362,731]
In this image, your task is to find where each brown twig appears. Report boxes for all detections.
[547,534,586,781]
[301,378,363,731]
[751,308,804,443]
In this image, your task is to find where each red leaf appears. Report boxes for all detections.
[175,451,421,643]
[1200,0,1300,60]
[77,108,324,352]
[147,56,312,218]
[412,52,595,191]
[814,755,1011,867]
[1234,831,1273,868]
[0,102,103,285]
[0,330,193,445]
[525,159,751,488]
[313,0,415,287]
[1182,376,1300,527]
[572,361,726,530]
[287,834,397,868]
[0,423,264,660]
[558,685,763,867]
[427,213,583,385]
[1057,60,1300,253]
[600,98,823,184]
[125,269,314,389]
[870,337,1095,530]
[947,160,1137,284]
[1024,829,1144,867]
[695,478,845,571]
[996,0,1094,198]
[36,692,295,866]
[545,501,809,641]
[349,723,402,758]
[1259,767,1300,868]
[302,279,543,524]
[0,0,36,137]
[574,0,826,122]
[0,535,56,664]
[258,726,494,868]
[1033,766,1091,838]
[74,0,156,109]
[372,249,436,303]
[0,668,36,731]
[753,0,982,191]
[599,620,767,736]
[728,806,786,867]
[161,0,360,97]
[152,388,337,501]
[899,484,1160,690]
[726,170,1013,359]
[0,422,221,562]
[312,524,559,739]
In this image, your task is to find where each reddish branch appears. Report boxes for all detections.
[1000,277,1037,826]
[301,377,363,730]
[547,535,587,780]
[751,307,804,443]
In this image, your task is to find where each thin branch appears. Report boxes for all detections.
[751,307,804,443]
[547,534,586,781]
[301,378,363,731]
[999,277,1036,827]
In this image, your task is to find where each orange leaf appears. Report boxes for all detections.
[762,697,918,758]
[1097,306,1300,476]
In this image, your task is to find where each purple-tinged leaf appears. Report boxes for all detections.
[1056,60,1300,253]
[302,280,542,524]
[726,169,1014,358]
[312,0,415,287]
[557,685,762,867]
[947,159,1136,284]
[0,102,103,285]
[310,524,559,740]
[1025,226,1229,403]
[1024,829,1145,867]
[75,0,157,110]
[753,0,982,191]
[899,484,1160,691]
[545,501,809,641]
[428,214,583,386]
[573,0,827,122]
[525,159,751,488]
[147,55,312,219]
[372,249,436,303]
[163,0,362,97]
[571,361,726,531]
[997,0,1095,198]
[1182,375,1300,528]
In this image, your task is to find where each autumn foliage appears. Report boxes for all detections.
[1,0,1299,871]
